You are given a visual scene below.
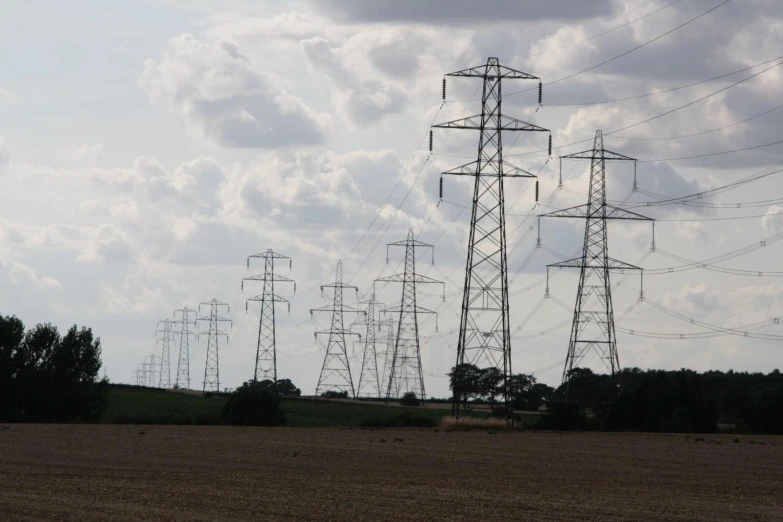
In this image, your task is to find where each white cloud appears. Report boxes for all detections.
[79,224,136,264]
[761,205,783,236]
[0,259,62,292]
[301,37,407,126]
[59,143,104,166]
[0,89,16,104]
[0,138,9,175]
[140,34,330,148]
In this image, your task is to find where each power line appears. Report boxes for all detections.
[504,0,731,97]
[545,55,783,107]
[610,103,783,141]
[505,59,783,158]
[637,139,783,163]
[518,0,684,60]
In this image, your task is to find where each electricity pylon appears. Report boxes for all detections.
[354,294,384,398]
[375,229,444,403]
[433,57,549,417]
[172,307,197,389]
[381,316,394,393]
[312,260,364,397]
[540,130,653,390]
[133,367,143,386]
[144,355,159,387]
[197,299,231,394]
[242,249,296,383]
[157,319,173,388]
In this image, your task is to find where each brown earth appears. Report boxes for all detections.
[0,425,781,521]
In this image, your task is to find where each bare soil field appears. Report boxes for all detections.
[0,425,781,521]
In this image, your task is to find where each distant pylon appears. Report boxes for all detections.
[355,294,384,398]
[312,260,364,397]
[375,229,444,403]
[132,367,143,386]
[242,249,296,383]
[433,57,549,417]
[380,316,394,394]
[172,307,197,389]
[157,319,173,388]
[197,299,231,394]
[144,355,158,387]
[540,130,653,390]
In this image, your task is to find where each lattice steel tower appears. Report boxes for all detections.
[242,249,296,383]
[380,316,394,394]
[197,299,231,393]
[355,294,384,398]
[173,307,197,389]
[540,130,652,386]
[157,319,173,389]
[433,57,549,413]
[312,261,364,397]
[375,229,443,402]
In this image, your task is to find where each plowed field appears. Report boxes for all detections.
[0,425,781,521]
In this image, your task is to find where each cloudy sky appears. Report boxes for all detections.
[2,0,782,396]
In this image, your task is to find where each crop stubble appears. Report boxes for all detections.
[0,425,780,521]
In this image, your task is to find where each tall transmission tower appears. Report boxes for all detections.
[132,367,143,386]
[375,229,444,402]
[354,294,384,398]
[157,319,173,389]
[172,307,197,389]
[242,249,296,383]
[144,355,159,387]
[380,316,394,394]
[312,260,364,397]
[540,130,652,389]
[432,57,549,415]
[197,299,231,394]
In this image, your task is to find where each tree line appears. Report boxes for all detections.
[558,367,783,434]
[449,363,783,434]
[0,315,107,422]
[448,363,555,411]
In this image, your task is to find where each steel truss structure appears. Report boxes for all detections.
[541,130,653,389]
[312,261,364,397]
[243,249,296,383]
[375,229,443,402]
[433,57,549,416]
[197,299,231,393]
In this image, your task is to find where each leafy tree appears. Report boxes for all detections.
[0,315,26,420]
[0,318,106,423]
[47,325,107,422]
[321,390,349,399]
[399,391,420,407]
[448,363,482,408]
[222,380,286,426]
[478,367,504,409]
[274,378,301,397]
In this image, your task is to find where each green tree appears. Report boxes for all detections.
[0,315,26,421]
[274,378,301,397]
[46,325,107,422]
[0,319,106,423]
[448,363,481,408]
[478,367,504,409]
[222,380,286,426]
[321,390,349,399]
[399,391,420,407]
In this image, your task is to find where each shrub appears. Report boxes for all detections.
[399,392,420,407]
[222,381,285,426]
[321,390,349,399]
